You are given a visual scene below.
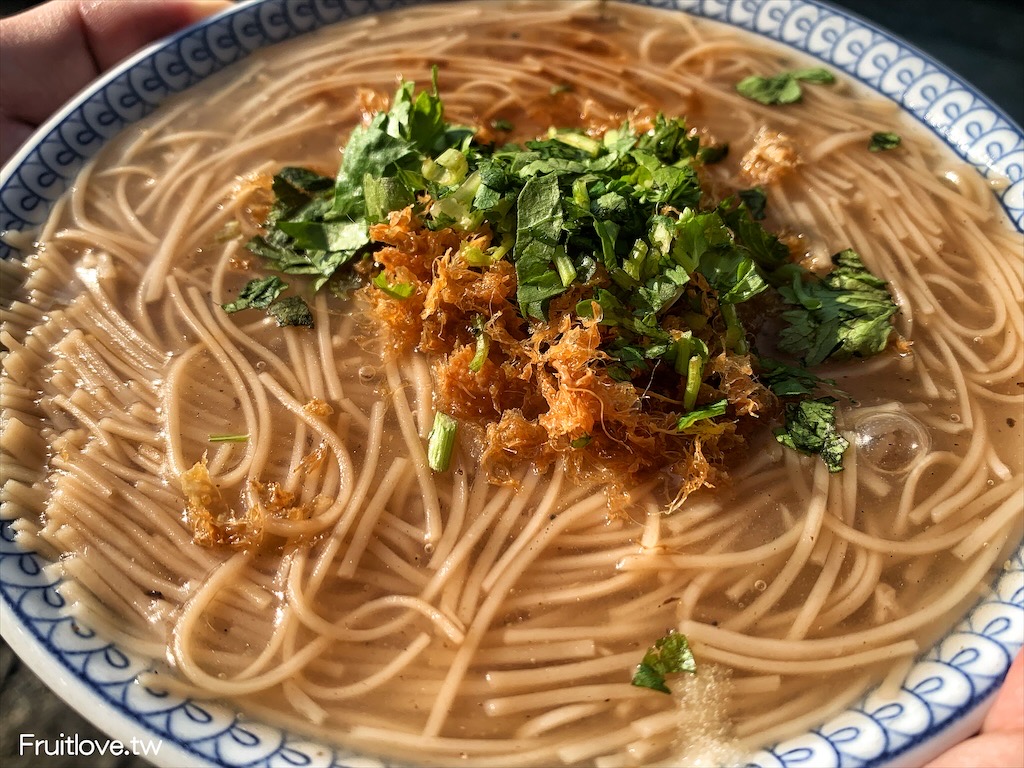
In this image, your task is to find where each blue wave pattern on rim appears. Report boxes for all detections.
[0,1,1021,767]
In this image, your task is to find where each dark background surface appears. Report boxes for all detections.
[1,1,1022,767]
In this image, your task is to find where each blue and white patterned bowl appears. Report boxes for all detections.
[1,1,1021,767]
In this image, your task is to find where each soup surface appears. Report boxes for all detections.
[1,2,1022,766]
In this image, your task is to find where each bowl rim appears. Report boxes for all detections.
[1,2,1021,767]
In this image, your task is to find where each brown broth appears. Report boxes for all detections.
[2,2,1021,766]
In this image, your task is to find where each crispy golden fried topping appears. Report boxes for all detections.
[360,208,779,505]
[741,127,800,185]
[181,455,262,549]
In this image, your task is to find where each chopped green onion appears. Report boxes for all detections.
[460,244,491,267]
[469,316,490,372]
[423,147,469,185]
[372,271,414,300]
[461,232,514,268]
[570,435,592,449]
[670,333,692,376]
[490,118,514,131]
[489,233,514,262]
[550,129,601,156]
[571,177,591,208]
[676,399,727,430]
[427,412,458,472]
[430,171,484,230]
[209,433,249,443]
[720,303,748,354]
[682,339,710,412]
[553,249,577,287]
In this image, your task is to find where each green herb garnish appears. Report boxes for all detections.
[222,276,288,313]
[229,76,902,475]
[469,316,490,372]
[776,249,897,366]
[697,143,729,164]
[774,397,849,473]
[631,631,697,694]
[676,399,728,430]
[266,295,313,327]
[736,67,835,105]
[372,271,415,300]
[208,434,250,443]
[869,131,902,152]
[427,412,458,472]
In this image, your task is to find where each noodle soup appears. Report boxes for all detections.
[1,2,1021,766]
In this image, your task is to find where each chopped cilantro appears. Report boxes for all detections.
[631,631,697,694]
[774,397,849,472]
[222,276,288,313]
[549,83,573,95]
[267,296,313,327]
[869,131,902,152]
[758,357,837,399]
[697,143,729,164]
[490,118,514,132]
[736,67,835,105]
[775,249,898,366]
[514,174,567,319]
[230,76,901,477]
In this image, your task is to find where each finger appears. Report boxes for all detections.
[78,0,231,70]
[984,651,1024,734]
[923,730,1024,768]
[1,114,35,165]
[0,0,228,127]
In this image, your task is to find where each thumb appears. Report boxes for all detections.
[1,0,229,161]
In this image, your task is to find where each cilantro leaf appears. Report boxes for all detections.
[697,143,729,164]
[275,219,368,253]
[776,249,897,366]
[774,397,848,472]
[736,73,803,105]
[267,296,313,327]
[789,67,836,84]
[514,174,567,319]
[758,357,837,398]
[631,631,697,694]
[736,67,835,105]
[222,276,288,313]
[738,187,768,220]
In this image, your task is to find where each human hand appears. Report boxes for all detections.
[925,650,1024,767]
[0,0,230,163]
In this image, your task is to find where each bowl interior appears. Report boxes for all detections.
[1,2,1021,767]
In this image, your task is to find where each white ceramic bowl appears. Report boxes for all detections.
[1,1,1022,767]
